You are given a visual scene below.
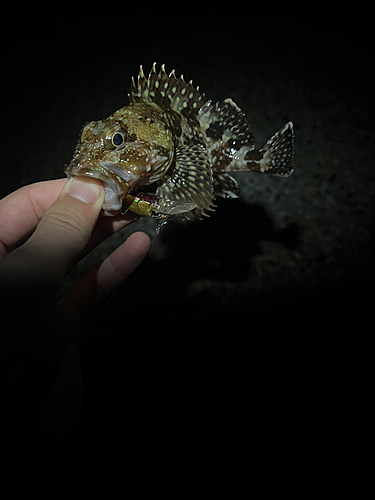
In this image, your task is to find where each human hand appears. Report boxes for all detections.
[0,176,150,454]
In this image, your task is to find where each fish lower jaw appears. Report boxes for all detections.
[64,162,134,213]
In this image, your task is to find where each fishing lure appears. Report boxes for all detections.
[65,63,294,220]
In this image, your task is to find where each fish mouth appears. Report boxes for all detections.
[65,161,199,218]
[64,161,135,213]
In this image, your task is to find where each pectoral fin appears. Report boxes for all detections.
[156,144,215,217]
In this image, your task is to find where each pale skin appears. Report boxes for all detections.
[0,176,151,453]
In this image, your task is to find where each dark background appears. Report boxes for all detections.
[1,16,373,460]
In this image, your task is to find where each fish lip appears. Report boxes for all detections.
[98,161,137,183]
[64,162,131,212]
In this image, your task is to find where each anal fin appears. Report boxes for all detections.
[213,173,241,199]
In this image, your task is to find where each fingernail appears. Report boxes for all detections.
[68,176,104,204]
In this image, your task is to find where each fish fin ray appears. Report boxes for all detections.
[198,98,255,157]
[156,144,215,218]
[213,173,241,198]
[215,121,294,176]
[255,121,294,176]
[129,63,207,117]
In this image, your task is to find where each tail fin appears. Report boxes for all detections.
[257,121,294,177]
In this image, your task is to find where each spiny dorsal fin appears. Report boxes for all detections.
[129,63,207,116]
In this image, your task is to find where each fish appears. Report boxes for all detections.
[65,63,294,220]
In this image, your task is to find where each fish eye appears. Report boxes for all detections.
[110,130,126,149]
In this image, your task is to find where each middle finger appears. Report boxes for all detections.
[81,212,140,256]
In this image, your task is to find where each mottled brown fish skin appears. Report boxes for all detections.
[65,63,294,219]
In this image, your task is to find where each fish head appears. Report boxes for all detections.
[65,104,173,213]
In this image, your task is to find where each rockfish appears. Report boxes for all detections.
[65,63,294,220]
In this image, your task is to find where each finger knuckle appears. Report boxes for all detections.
[42,207,88,237]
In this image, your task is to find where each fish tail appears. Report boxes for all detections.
[245,122,294,177]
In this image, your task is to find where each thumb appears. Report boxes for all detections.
[0,176,105,305]
[27,176,105,275]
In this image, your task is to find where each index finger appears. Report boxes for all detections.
[0,179,68,256]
